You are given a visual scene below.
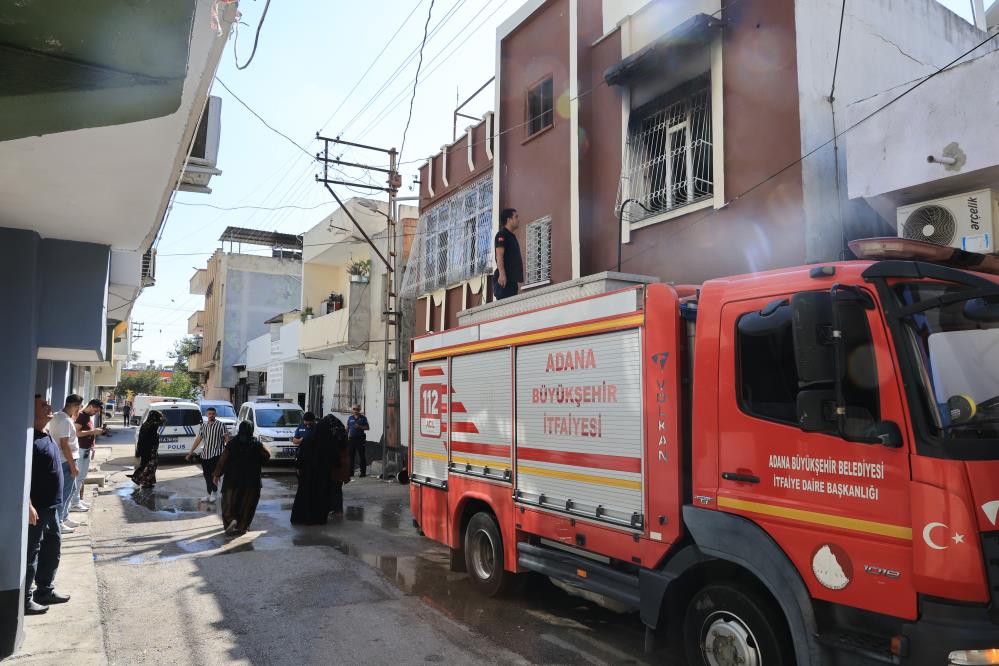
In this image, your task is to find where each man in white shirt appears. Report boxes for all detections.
[47,394,83,531]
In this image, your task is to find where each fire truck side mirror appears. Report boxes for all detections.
[797,390,837,432]
[863,420,904,448]
[791,291,835,383]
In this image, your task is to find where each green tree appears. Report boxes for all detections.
[160,370,196,400]
[114,369,162,399]
[168,335,202,371]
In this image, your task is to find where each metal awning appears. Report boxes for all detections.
[219,226,303,250]
[604,13,724,88]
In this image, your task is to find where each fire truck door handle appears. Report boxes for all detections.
[722,472,760,484]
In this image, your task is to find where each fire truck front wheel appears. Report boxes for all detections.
[683,583,794,666]
[464,512,513,597]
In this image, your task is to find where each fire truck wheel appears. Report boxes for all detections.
[464,512,510,596]
[683,584,793,666]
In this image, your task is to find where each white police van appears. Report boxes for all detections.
[236,398,303,460]
[135,400,203,458]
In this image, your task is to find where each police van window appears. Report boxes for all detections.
[162,409,203,427]
[736,298,880,434]
[737,302,799,424]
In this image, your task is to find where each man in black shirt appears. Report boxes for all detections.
[493,208,523,300]
[25,394,69,615]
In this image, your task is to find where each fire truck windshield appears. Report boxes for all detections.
[893,282,999,443]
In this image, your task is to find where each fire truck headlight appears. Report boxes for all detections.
[949,649,999,665]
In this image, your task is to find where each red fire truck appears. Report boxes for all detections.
[408,239,999,665]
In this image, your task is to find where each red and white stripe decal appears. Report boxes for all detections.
[517,447,641,473]
[451,441,510,457]
[450,421,479,434]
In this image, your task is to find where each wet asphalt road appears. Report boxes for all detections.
[90,432,680,665]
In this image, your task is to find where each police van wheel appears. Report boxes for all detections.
[464,512,511,597]
[683,584,793,666]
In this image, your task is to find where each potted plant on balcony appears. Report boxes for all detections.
[300,306,314,322]
[346,258,371,284]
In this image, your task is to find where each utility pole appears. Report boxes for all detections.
[315,135,403,481]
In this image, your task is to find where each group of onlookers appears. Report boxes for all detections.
[25,393,105,615]
[26,396,371,617]
[290,404,369,525]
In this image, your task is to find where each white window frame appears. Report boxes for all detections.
[620,36,724,243]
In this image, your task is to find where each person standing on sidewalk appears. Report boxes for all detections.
[493,208,523,300]
[122,401,132,427]
[72,399,106,513]
[47,394,82,532]
[346,405,369,477]
[185,407,229,503]
[24,395,70,615]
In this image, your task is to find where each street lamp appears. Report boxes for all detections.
[617,198,651,273]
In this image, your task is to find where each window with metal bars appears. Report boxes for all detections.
[619,80,712,223]
[524,216,552,286]
[332,364,364,413]
[526,76,554,137]
[401,176,493,296]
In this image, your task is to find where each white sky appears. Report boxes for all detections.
[130,0,993,363]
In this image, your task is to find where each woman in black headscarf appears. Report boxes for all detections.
[213,420,270,535]
[132,410,163,489]
[290,414,347,525]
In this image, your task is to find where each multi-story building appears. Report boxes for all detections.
[406,0,991,345]
[188,227,303,405]
[405,114,495,333]
[295,198,417,444]
[491,0,990,290]
[0,0,233,654]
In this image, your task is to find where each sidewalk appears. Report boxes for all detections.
[6,445,115,665]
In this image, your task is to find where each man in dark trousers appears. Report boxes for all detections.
[185,407,229,503]
[493,208,523,300]
[122,401,132,427]
[25,394,70,615]
[346,404,369,477]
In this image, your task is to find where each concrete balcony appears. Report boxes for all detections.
[299,282,371,359]
[190,268,208,295]
[188,310,204,335]
[188,351,203,372]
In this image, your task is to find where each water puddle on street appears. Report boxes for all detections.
[115,485,206,515]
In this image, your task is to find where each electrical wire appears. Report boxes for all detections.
[174,201,337,212]
[214,77,311,156]
[316,0,428,135]
[398,0,436,165]
[356,0,503,141]
[337,0,468,137]
[233,0,272,70]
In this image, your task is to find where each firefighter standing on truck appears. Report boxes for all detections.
[494,208,523,300]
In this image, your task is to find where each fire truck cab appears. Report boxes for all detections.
[408,240,999,665]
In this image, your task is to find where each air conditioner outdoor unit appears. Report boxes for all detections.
[896,189,997,254]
